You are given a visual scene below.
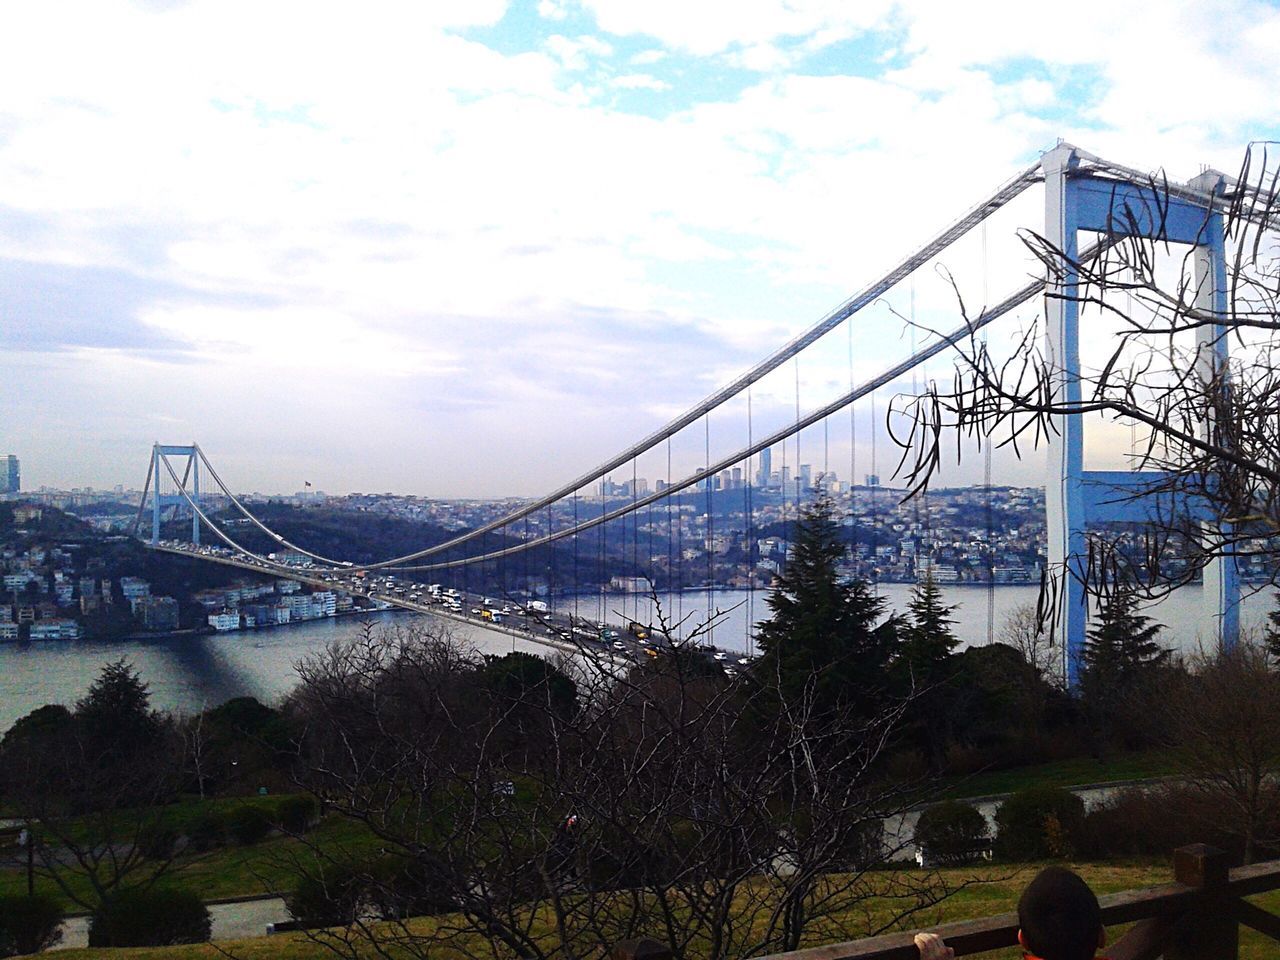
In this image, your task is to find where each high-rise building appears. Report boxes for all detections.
[800,463,812,489]
[731,467,742,488]
[757,447,772,487]
[2,455,18,495]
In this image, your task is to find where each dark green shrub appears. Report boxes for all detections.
[367,856,456,920]
[227,805,273,845]
[187,811,226,852]
[1079,784,1270,863]
[286,864,363,928]
[994,785,1085,861]
[275,795,317,834]
[137,822,178,860]
[87,887,211,947]
[0,893,64,957]
[914,800,989,865]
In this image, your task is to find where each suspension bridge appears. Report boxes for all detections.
[132,142,1252,687]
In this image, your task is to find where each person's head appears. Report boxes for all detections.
[1016,867,1104,960]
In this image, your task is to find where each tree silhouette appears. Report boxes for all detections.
[899,574,959,682]
[755,494,899,718]
[897,574,961,771]
[1081,586,1170,753]
[1262,592,1280,664]
[1083,588,1169,688]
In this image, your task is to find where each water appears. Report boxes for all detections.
[556,582,1276,656]
[0,612,562,731]
[0,584,1274,732]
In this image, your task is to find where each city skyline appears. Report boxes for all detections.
[4,2,1280,496]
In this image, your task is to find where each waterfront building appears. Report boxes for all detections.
[207,611,241,631]
[3,572,39,592]
[136,595,180,631]
[29,618,82,640]
[120,576,150,600]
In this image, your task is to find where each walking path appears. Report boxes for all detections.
[54,896,290,950]
[38,774,1175,946]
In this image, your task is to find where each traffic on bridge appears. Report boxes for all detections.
[148,539,756,676]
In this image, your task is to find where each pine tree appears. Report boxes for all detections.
[1079,586,1170,755]
[1082,587,1169,689]
[756,495,898,714]
[899,573,960,683]
[75,659,161,756]
[1263,592,1280,663]
[896,574,961,772]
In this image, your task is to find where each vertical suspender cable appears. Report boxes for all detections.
[747,386,755,656]
[849,316,859,568]
[911,278,921,544]
[573,489,579,630]
[599,480,606,627]
[705,414,713,647]
[547,504,555,618]
[666,438,673,622]
[870,386,878,594]
[795,357,802,507]
[632,458,639,626]
[983,220,995,645]
[676,444,684,631]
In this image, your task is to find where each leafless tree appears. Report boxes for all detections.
[1159,642,1280,864]
[0,707,187,910]
[889,143,1280,609]
[998,602,1063,691]
[277,617,971,960]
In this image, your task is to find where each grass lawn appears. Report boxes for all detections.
[0,752,1188,914]
[932,750,1178,801]
[42,860,1280,960]
[0,801,383,911]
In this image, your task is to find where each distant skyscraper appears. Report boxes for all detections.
[758,447,772,487]
[731,466,742,488]
[781,465,792,489]
[2,455,18,495]
[865,474,880,488]
[800,463,812,489]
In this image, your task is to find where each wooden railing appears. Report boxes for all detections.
[612,845,1280,960]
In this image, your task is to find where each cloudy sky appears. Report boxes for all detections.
[3,0,1279,497]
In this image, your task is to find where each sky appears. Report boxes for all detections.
[3,0,1280,498]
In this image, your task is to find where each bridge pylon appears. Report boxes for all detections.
[149,443,202,546]
[1042,144,1239,687]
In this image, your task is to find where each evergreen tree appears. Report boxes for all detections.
[1082,587,1169,688]
[899,574,960,683]
[1263,592,1280,663]
[896,574,961,772]
[75,659,161,757]
[1080,585,1169,753]
[755,495,899,715]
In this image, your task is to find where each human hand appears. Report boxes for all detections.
[914,932,955,960]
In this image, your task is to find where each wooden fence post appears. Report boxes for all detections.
[611,938,673,960]
[1165,844,1237,960]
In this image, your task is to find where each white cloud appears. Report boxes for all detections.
[2,0,1279,494]
[537,0,570,20]
[611,73,671,91]
[581,0,890,56]
[545,33,614,71]
[629,48,668,66]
